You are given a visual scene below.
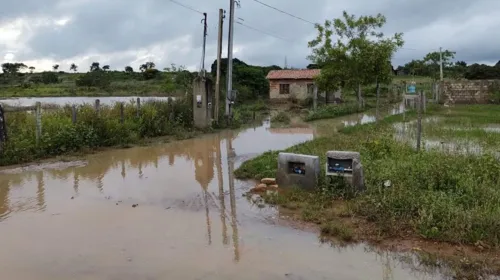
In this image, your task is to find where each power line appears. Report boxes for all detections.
[167,0,204,15]
[250,0,316,26]
[236,21,294,42]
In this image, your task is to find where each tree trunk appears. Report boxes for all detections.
[357,83,363,110]
[375,77,380,121]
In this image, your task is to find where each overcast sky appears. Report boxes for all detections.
[1,0,499,72]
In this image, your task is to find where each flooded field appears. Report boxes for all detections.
[0,96,174,107]
[393,114,500,159]
[0,105,450,280]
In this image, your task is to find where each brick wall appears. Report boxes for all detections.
[442,80,498,104]
[269,79,314,100]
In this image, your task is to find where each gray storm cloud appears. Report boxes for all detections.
[1,0,498,71]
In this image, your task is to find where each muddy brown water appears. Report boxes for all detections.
[0,105,447,280]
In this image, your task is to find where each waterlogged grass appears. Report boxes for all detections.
[304,103,367,122]
[1,98,267,166]
[235,105,500,249]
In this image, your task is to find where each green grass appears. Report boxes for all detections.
[0,98,268,166]
[0,72,184,97]
[235,104,500,248]
[304,103,368,122]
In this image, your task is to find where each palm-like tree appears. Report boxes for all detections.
[52,64,59,71]
[70,63,78,72]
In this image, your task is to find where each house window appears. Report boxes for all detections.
[279,84,290,94]
[307,83,314,95]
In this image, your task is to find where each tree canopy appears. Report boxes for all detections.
[308,11,404,98]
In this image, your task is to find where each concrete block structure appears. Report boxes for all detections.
[276,152,320,190]
[192,77,213,128]
[325,151,365,192]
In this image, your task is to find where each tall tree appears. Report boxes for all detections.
[1,62,27,74]
[125,66,133,73]
[90,62,100,72]
[29,66,35,73]
[423,49,455,80]
[308,11,403,108]
[52,64,59,71]
[102,65,110,71]
[139,61,155,72]
[70,63,78,72]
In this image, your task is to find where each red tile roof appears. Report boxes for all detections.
[266,69,320,80]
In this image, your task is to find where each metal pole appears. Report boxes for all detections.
[215,9,224,124]
[226,0,236,118]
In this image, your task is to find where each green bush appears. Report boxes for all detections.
[0,98,195,166]
[75,71,111,88]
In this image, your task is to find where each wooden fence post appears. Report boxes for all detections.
[313,85,318,110]
[416,90,423,152]
[71,105,77,124]
[94,99,100,116]
[136,98,141,118]
[35,102,42,145]
[120,102,124,124]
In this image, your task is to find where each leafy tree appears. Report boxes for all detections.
[423,49,455,80]
[139,62,157,79]
[139,62,155,72]
[464,63,500,80]
[1,62,27,74]
[306,64,320,69]
[29,66,35,73]
[70,63,78,72]
[52,64,59,71]
[102,65,110,71]
[125,66,133,73]
[308,11,403,108]
[90,62,100,72]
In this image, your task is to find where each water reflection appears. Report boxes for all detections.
[393,119,500,159]
[0,109,447,279]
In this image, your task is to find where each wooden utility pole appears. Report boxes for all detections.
[226,0,236,119]
[200,12,208,77]
[214,9,225,123]
[439,47,443,81]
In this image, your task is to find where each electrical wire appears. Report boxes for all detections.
[167,0,204,15]
[250,0,316,25]
[236,21,294,42]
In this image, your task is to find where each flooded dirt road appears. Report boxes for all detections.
[0,106,445,280]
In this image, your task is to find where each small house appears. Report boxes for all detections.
[266,69,320,101]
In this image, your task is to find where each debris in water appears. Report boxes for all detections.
[165,207,171,210]
[261,177,277,185]
[132,204,138,208]
[116,203,119,205]
[70,196,74,200]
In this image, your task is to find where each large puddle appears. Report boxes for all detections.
[0,104,449,279]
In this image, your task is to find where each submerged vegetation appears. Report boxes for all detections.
[235,105,500,253]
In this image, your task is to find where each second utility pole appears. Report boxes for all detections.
[215,9,224,124]
[226,0,236,119]
[439,47,443,81]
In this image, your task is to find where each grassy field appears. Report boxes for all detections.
[0,72,184,97]
[236,104,500,277]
